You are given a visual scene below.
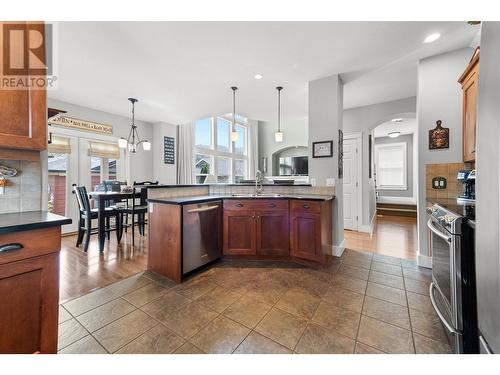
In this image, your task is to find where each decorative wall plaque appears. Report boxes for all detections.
[429,120,449,150]
[338,130,344,179]
[49,116,113,135]
[164,136,175,164]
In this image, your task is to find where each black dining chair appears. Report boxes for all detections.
[116,181,158,246]
[72,184,121,252]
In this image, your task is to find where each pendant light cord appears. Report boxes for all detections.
[231,86,237,135]
[277,86,283,133]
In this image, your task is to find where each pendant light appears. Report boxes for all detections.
[275,86,284,143]
[230,86,239,142]
[118,98,151,153]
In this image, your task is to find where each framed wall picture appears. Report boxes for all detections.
[164,136,175,164]
[312,140,333,158]
[429,120,449,150]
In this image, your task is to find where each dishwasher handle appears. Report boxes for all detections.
[187,205,220,213]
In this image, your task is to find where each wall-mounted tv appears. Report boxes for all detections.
[279,156,308,176]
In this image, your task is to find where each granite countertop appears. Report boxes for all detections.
[148,194,334,205]
[0,211,72,234]
[142,183,311,189]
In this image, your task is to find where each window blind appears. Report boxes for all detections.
[47,135,71,154]
[88,141,120,159]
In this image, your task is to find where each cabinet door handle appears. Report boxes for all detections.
[303,204,310,209]
[268,203,276,208]
[236,203,244,208]
[0,243,23,253]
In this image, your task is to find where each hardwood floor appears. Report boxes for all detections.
[344,214,418,260]
[59,229,148,303]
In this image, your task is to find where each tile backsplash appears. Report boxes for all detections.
[426,162,474,200]
[0,159,42,214]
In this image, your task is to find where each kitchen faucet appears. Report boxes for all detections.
[255,170,263,195]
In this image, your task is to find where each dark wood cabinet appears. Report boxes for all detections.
[256,210,289,256]
[458,47,479,163]
[0,21,47,160]
[0,227,61,354]
[290,212,322,261]
[223,210,256,255]
[290,200,332,264]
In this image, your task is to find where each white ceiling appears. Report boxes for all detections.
[49,22,479,124]
[373,118,416,138]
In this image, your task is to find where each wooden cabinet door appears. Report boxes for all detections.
[223,210,256,255]
[462,71,478,162]
[290,212,322,262]
[256,210,289,256]
[0,253,59,354]
[0,22,47,152]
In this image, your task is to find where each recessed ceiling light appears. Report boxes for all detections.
[254,74,263,80]
[391,118,403,122]
[388,131,401,138]
[424,33,441,44]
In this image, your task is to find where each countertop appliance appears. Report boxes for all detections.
[457,169,476,201]
[182,200,222,274]
[427,203,478,353]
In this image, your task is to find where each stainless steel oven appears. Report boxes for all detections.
[427,205,463,353]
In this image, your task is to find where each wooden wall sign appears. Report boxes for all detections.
[164,136,175,164]
[48,116,113,135]
[429,120,449,150]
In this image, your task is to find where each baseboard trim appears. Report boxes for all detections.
[359,212,376,235]
[377,196,417,205]
[332,240,346,257]
[417,253,432,269]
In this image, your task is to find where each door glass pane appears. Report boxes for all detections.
[217,157,230,183]
[90,156,101,190]
[217,118,231,152]
[47,153,68,216]
[234,124,246,155]
[108,159,117,180]
[195,118,212,149]
[195,154,213,184]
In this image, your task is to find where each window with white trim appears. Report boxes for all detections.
[194,114,248,184]
[375,142,407,190]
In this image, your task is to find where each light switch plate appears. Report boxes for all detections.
[326,178,336,187]
[149,203,154,213]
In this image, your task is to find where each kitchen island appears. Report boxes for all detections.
[147,194,334,283]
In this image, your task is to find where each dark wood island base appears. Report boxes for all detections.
[148,196,333,283]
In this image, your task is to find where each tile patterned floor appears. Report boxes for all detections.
[57,249,451,354]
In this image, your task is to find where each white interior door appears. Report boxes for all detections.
[343,137,359,231]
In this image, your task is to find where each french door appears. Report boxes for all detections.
[47,133,125,234]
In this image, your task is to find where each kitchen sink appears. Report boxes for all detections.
[230,193,282,198]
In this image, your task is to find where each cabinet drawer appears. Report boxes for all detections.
[224,199,289,211]
[290,200,321,213]
[0,227,61,266]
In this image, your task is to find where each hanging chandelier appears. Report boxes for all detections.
[118,98,151,153]
[230,86,239,142]
[275,86,284,142]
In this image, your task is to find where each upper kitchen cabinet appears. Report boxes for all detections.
[0,22,47,160]
[458,47,480,163]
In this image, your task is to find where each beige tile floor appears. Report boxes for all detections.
[57,249,451,354]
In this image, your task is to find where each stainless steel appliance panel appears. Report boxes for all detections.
[182,201,222,274]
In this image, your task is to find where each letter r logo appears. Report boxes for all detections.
[2,22,48,76]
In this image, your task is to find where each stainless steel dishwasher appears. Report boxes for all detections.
[182,200,222,274]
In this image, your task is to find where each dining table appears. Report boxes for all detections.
[87,190,142,252]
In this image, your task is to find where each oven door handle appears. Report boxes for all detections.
[427,218,452,243]
[429,282,459,335]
